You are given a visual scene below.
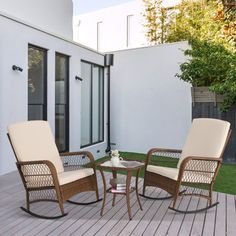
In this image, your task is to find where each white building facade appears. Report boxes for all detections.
[0,1,108,175]
[73,0,146,52]
[0,0,191,177]
[73,0,181,52]
[0,0,73,39]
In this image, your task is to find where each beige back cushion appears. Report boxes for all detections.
[8,121,64,173]
[178,118,230,168]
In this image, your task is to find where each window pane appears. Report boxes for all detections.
[81,62,92,146]
[55,81,65,104]
[81,61,104,147]
[55,53,69,152]
[55,55,67,104]
[28,45,47,120]
[92,66,99,143]
[28,105,44,120]
[55,105,66,151]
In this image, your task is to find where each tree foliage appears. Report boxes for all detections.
[210,52,236,111]
[167,0,236,50]
[142,0,236,111]
[142,0,172,44]
[175,39,236,111]
[176,39,234,86]
[142,0,236,49]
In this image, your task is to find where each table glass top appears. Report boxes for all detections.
[100,160,144,168]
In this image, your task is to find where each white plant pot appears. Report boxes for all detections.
[111,156,121,167]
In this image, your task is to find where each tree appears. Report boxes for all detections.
[142,0,171,44]
[167,0,235,50]
[142,0,236,50]
[176,39,234,87]
[142,0,236,111]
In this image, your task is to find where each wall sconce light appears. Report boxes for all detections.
[75,76,83,81]
[12,65,23,72]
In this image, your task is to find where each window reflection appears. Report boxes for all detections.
[28,45,47,120]
[81,61,104,147]
[55,53,69,152]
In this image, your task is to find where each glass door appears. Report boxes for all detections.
[81,61,104,147]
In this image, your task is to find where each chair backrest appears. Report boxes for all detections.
[8,121,64,173]
[178,118,230,168]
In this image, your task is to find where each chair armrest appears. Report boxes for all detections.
[178,156,222,183]
[147,148,182,155]
[145,148,182,167]
[60,151,95,171]
[16,160,60,190]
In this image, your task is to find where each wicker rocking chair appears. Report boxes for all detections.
[7,121,102,219]
[141,118,231,213]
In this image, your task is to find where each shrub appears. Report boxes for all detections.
[176,39,236,111]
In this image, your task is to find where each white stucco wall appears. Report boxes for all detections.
[73,1,146,52]
[110,42,191,153]
[73,0,181,52]
[0,13,107,175]
[0,0,73,39]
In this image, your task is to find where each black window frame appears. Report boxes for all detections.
[28,44,48,121]
[81,59,104,148]
[55,52,70,152]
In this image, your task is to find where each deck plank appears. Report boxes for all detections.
[39,173,135,235]
[142,193,173,236]
[83,179,146,236]
[22,173,104,236]
[174,195,200,236]
[130,189,171,236]
[20,192,95,236]
[118,188,161,236]
[164,193,192,236]
[65,176,140,236]
[189,191,208,236]
[5,192,90,236]
[226,194,236,236]
[94,185,155,236]
[215,192,226,236]
[0,171,235,236]
[201,192,218,236]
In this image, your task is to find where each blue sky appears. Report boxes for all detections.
[73,0,132,15]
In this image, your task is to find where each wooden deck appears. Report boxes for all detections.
[0,170,236,236]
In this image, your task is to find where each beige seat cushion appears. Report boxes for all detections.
[58,168,94,185]
[178,118,230,168]
[147,165,179,180]
[8,121,64,173]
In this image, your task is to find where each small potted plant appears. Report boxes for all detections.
[110,150,123,167]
